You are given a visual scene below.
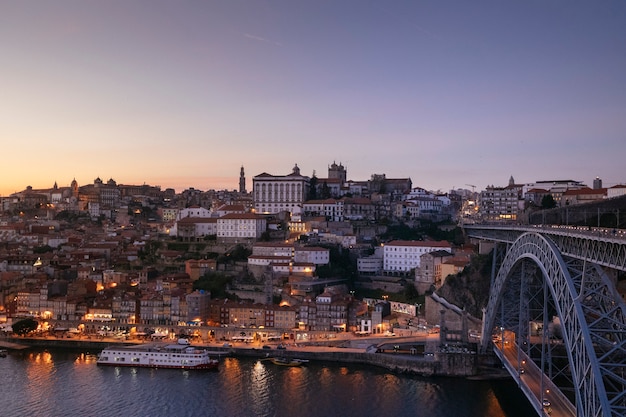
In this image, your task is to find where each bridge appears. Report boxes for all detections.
[464,224,626,417]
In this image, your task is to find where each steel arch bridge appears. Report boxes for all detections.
[465,225,626,417]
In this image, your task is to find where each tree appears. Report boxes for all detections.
[541,195,557,209]
[193,272,235,299]
[308,175,318,200]
[320,181,331,199]
[12,318,39,335]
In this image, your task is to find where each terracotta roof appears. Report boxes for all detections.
[385,240,451,248]
[219,213,265,220]
[562,187,606,196]
[177,217,217,224]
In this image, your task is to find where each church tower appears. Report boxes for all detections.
[71,178,79,198]
[239,166,246,193]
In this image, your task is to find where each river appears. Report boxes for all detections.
[0,348,535,417]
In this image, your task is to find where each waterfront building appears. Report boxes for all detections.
[228,302,265,328]
[264,304,298,329]
[186,290,211,322]
[297,289,355,332]
[112,293,137,324]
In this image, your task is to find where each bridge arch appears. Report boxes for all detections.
[481,232,625,417]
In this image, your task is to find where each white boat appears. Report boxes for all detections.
[97,343,219,370]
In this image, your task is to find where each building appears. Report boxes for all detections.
[480,177,524,222]
[560,187,606,206]
[298,290,354,332]
[216,213,267,242]
[383,240,452,276]
[302,199,344,221]
[186,290,211,322]
[415,250,454,293]
[608,184,626,199]
[175,217,218,241]
[185,259,217,280]
[253,164,310,215]
[293,246,330,265]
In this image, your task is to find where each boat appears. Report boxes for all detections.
[97,342,219,370]
[0,349,7,358]
[269,357,309,367]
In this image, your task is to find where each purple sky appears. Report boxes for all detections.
[1,1,625,195]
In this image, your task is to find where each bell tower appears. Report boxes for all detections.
[239,166,246,193]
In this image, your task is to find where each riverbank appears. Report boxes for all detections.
[1,335,501,378]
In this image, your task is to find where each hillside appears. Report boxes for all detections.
[434,252,493,319]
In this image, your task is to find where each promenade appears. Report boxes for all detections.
[1,331,483,378]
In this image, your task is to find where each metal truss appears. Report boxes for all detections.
[465,224,626,272]
[481,232,626,417]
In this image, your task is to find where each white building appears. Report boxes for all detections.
[176,206,211,220]
[302,199,344,221]
[175,217,218,240]
[383,240,452,275]
[217,213,267,241]
[252,242,294,257]
[357,256,383,275]
[253,164,310,215]
[608,184,626,199]
[294,246,330,265]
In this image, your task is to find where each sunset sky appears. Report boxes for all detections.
[1,1,625,196]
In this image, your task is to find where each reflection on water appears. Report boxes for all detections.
[0,349,535,417]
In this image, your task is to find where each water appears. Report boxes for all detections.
[0,348,535,417]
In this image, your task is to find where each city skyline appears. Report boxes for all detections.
[2,1,625,196]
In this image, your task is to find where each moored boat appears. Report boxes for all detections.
[97,342,219,370]
[269,357,309,367]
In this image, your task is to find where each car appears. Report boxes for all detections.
[262,345,271,350]
[277,344,287,350]
[223,343,233,348]
[542,399,551,407]
[519,368,525,374]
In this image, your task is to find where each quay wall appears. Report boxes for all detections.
[4,337,479,377]
[235,348,478,376]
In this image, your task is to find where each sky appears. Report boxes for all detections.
[1,1,625,196]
